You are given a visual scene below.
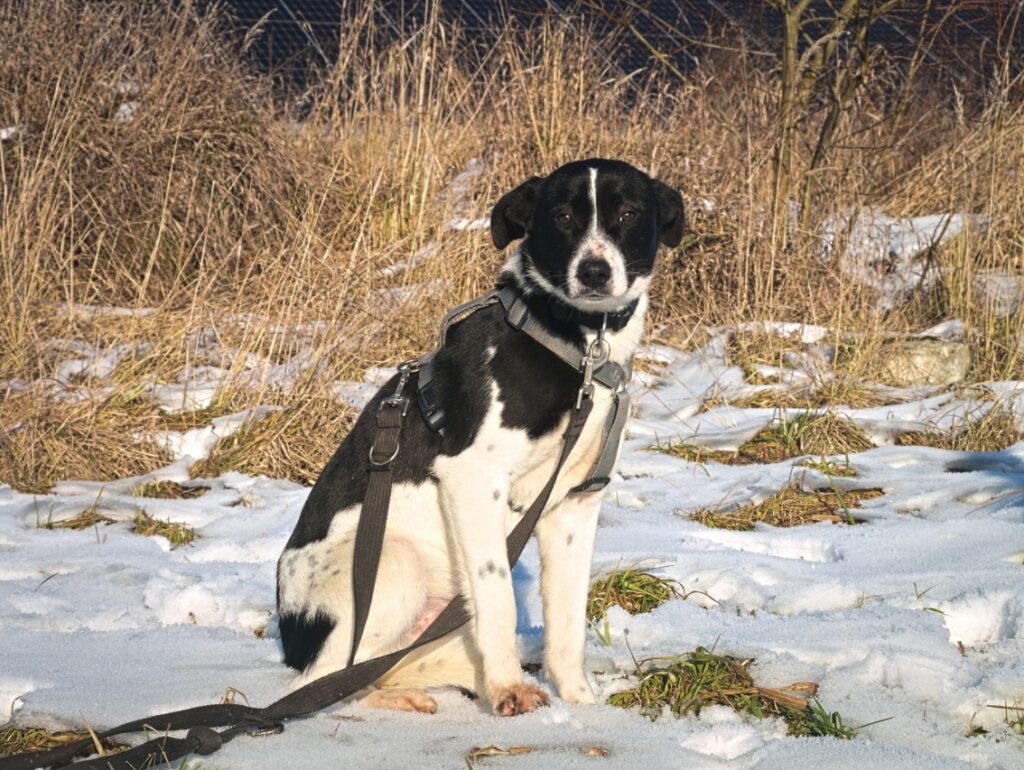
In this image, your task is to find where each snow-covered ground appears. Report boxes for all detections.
[2,327,1023,769]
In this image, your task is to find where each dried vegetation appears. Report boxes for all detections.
[1,1,1022,488]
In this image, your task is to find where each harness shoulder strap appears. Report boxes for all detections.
[417,290,504,432]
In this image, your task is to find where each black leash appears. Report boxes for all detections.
[0,387,595,770]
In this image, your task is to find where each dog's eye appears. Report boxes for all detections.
[555,212,572,225]
[618,210,637,223]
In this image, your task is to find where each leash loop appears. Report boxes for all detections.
[185,726,223,755]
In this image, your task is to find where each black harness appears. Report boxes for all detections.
[0,287,636,770]
[417,285,632,491]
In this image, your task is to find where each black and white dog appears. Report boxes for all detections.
[277,158,684,716]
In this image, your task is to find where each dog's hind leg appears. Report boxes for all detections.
[358,687,438,714]
[289,536,434,699]
[376,627,482,694]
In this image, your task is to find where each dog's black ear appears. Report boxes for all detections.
[654,180,685,248]
[491,176,544,249]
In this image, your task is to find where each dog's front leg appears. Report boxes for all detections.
[437,461,548,716]
[535,489,602,704]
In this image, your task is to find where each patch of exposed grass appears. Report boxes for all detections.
[130,480,206,499]
[189,394,355,485]
[727,331,809,385]
[587,570,680,622]
[587,569,681,646]
[657,442,742,465]
[897,406,1022,452]
[729,378,896,411]
[690,484,884,530]
[986,702,1024,736]
[801,456,857,477]
[132,511,196,547]
[663,414,873,467]
[0,725,125,758]
[38,505,114,531]
[607,647,854,738]
[740,413,873,464]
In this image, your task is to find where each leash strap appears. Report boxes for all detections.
[347,364,413,668]
[0,395,595,770]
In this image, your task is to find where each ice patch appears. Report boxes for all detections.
[678,708,768,759]
[688,528,842,563]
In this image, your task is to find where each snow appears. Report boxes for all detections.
[817,207,988,309]
[974,272,1024,319]
[2,327,1023,769]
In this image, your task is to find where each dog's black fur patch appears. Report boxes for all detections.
[278,609,336,671]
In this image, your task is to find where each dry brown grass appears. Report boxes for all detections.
[130,480,205,499]
[727,380,896,411]
[0,388,174,493]
[38,507,114,531]
[691,484,884,530]
[727,330,816,385]
[1,1,1021,487]
[132,510,195,547]
[664,412,873,467]
[896,406,1022,452]
[0,726,124,759]
[190,393,356,485]
[741,413,874,463]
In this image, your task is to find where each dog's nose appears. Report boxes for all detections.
[577,259,611,290]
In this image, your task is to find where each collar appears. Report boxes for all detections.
[509,269,639,332]
[545,294,639,332]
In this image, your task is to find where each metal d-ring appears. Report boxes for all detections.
[587,335,611,365]
[368,441,401,467]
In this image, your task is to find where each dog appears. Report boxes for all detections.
[276,158,684,716]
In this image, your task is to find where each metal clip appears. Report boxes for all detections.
[380,359,420,416]
[576,315,610,409]
[244,722,284,738]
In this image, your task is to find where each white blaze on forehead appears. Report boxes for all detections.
[566,167,629,305]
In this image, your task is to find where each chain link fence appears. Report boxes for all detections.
[208,0,1020,89]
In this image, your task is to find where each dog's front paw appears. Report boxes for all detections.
[558,679,596,705]
[491,683,550,717]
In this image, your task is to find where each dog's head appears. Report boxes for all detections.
[492,159,684,312]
